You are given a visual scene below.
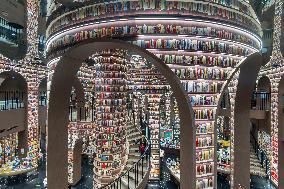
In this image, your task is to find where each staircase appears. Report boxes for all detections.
[100,110,150,189]
[125,123,142,169]
[119,122,148,189]
[250,144,266,177]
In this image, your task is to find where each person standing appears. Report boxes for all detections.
[139,142,145,155]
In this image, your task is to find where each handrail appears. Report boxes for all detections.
[250,131,271,178]
[100,121,151,189]
[100,140,150,189]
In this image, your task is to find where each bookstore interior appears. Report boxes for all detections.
[0,0,283,189]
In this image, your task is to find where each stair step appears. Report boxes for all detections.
[250,159,260,164]
[128,136,142,142]
[127,158,141,163]
[129,147,139,151]
[123,124,148,188]
[127,133,141,139]
[129,144,139,149]
[128,153,141,158]
[121,177,136,189]
[121,170,146,189]
[250,171,266,177]
[127,130,138,135]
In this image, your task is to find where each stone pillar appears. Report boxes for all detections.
[26,80,40,167]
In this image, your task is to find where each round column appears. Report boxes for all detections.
[92,49,128,188]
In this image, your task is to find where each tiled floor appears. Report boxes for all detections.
[146,171,277,189]
[72,155,93,189]
[217,173,277,189]
[250,175,277,189]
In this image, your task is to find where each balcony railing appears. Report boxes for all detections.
[251,92,271,111]
[39,91,47,106]
[0,17,24,46]
[0,91,25,110]
[69,105,91,122]
[263,29,274,41]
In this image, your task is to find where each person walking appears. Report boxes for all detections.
[139,142,145,155]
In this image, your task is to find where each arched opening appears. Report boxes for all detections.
[251,76,271,137]
[47,38,195,189]
[67,76,87,186]
[0,70,28,177]
[257,76,271,93]
[218,88,231,116]
[216,87,231,188]
[69,77,85,122]
[249,76,272,184]
[216,52,263,189]
[251,76,271,138]
[38,77,47,136]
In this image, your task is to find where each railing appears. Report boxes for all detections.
[101,105,150,189]
[38,35,46,53]
[262,29,273,49]
[251,92,271,111]
[100,138,150,189]
[250,131,271,178]
[0,91,25,110]
[263,29,274,40]
[220,91,230,109]
[69,105,92,122]
[0,90,48,110]
[0,17,24,46]
[39,91,47,106]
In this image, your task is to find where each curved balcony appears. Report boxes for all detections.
[46,0,262,39]
[46,20,261,64]
[45,0,262,60]
[0,71,27,138]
